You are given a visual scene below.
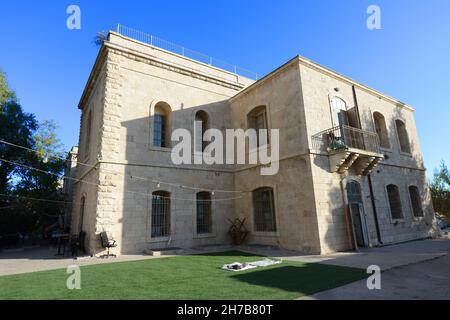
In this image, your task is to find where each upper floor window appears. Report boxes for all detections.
[395,119,411,154]
[196,191,212,234]
[252,187,276,232]
[247,106,268,147]
[151,191,171,238]
[408,186,423,217]
[387,184,403,219]
[373,112,390,149]
[153,102,171,148]
[195,111,209,152]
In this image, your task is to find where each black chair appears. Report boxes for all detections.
[69,235,80,258]
[100,231,117,258]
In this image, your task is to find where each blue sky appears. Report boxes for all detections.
[0,0,448,173]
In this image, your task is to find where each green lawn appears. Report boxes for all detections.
[0,251,366,300]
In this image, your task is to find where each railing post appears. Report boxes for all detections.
[150,35,153,46]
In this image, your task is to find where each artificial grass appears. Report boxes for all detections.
[0,251,366,300]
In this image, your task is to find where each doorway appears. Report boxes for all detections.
[346,181,369,248]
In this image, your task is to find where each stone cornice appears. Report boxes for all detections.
[297,55,416,112]
[106,41,246,92]
[78,46,108,110]
[230,55,416,112]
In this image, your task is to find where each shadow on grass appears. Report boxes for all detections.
[230,264,367,295]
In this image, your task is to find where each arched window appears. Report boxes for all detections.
[373,112,390,149]
[252,187,276,232]
[195,111,209,152]
[330,97,348,127]
[151,191,171,238]
[387,184,403,219]
[347,180,363,203]
[408,186,423,217]
[196,191,212,234]
[395,120,411,154]
[153,102,172,148]
[85,110,92,158]
[247,106,268,147]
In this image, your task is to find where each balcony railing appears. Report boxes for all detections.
[311,125,381,154]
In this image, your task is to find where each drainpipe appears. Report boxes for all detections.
[352,85,383,245]
[368,173,383,245]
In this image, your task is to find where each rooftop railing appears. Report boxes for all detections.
[115,24,259,80]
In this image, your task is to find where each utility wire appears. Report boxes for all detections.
[0,158,243,202]
[0,139,248,194]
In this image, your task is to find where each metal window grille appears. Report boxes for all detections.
[153,114,166,147]
[409,186,423,217]
[151,192,170,238]
[387,185,403,219]
[196,192,212,234]
[253,187,277,232]
[347,181,362,203]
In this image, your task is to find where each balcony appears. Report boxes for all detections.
[311,125,384,176]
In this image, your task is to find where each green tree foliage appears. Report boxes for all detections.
[0,70,16,105]
[430,161,450,221]
[0,100,37,195]
[0,72,66,239]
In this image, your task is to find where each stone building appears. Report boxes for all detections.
[70,26,436,256]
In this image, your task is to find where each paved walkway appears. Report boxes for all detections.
[239,238,450,270]
[301,253,450,300]
[0,246,167,276]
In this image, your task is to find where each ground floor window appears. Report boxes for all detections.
[252,187,277,232]
[196,192,212,234]
[151,191,170,237]
[408,185,423,217]
[387,184,403,219]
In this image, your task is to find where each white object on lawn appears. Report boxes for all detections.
[221,258,281,272]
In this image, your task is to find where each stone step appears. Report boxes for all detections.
[144,247,184,256]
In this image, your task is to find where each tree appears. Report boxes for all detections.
[0,100,37,196]
[0,71,66,239]
[430,161,450,221]
[0,70,16,105]
[12,120,66,235]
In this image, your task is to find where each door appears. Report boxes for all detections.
[349,203,365,247]
[346,181,369,248]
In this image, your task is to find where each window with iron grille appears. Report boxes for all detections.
[252,187,277,232]
[153,114,166,147]
[387,184,403,219]
[408,186,423,217]
[151,191,170,238]
[196,192,212,234]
